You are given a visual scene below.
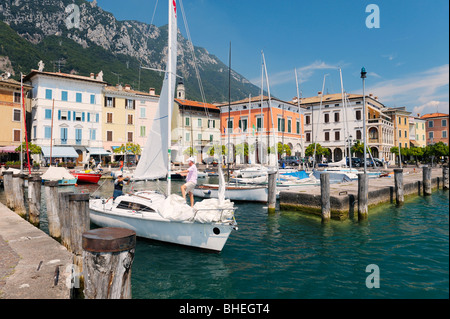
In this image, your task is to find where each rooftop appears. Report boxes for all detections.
[217,95,297,108]
[420,112,449,119]
[23,70,107,85]
[175,98,219,111]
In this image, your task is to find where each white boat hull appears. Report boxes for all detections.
[89,195,236,252]
[193,184,268,202]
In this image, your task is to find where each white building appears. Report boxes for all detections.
[24,70,107,165]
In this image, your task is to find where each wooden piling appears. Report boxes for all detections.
[320,173,330,222]
[12,174,27,218]
[358,173,368,220]
[59,192,74,250]
[394,168,404,206]
[443,164,449,190]
[28,175,42,226]
[422,166,432,196]
[2,171,14,209]
[82,227,136,299]
[267,170,277,214]
[68,193,91,268]
[44,181,61,239]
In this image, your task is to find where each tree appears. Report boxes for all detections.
[113,142,142,159]
[305,143,330,158]
[207,144,227,157]
[352,140,366,157]
[409,146,424,166]
[183,146,198,157]
[15,142,42,155]
[277,142,291,157]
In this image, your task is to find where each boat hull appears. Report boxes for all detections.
[42,178,77,186]
[89,198,235,252]
[71,172,102,184]
[193,184,268,202]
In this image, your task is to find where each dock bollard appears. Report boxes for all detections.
[267,170,277,214]
[320,173,330,222]
[59,192,75,250]
[68,193,91,268]
[12,174,27,218]
[394,169,404,206]
[44,181,61,239]
[422,166,432,196]
[443,164,449,190]
[82,228,136,299]
[2,171,14,209]
[358,173,368,220]
[28,175,42,227]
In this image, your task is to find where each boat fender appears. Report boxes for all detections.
[213,227,220,235]
[203,190,211,195]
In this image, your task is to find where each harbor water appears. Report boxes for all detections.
[1,176,448,299]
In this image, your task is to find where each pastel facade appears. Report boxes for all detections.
[384,107,412,150]
[420,113,449,145]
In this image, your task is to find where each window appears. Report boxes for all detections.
[422,134,425,141]
[198,118,202,127]
[399,130,402,138]
[239,118,248,132]
[324,113,329,123]
[287,119,292,133]
[429,131,434,139]
[356,110,362,120]
[356,130,362,140]
[76,93,82,103]
[443,131,448,138]
[186,132,190,142]
[74,112,83,122]
[257,117,263,132]
[140,126,146,137]
[306,132,311,142]
[105,97,114,107]
[356,101,361,105]
[89,129,96,141]
[107,131,113,141]
[75,128,82,145]
[33,126,36,139]
[14,92,21,103]
[140,108,146,118]
[90,94,96,104]
[334,112,340,122]
[61,91,68,101]
[334,103,339,107]
[185,117,190,126]
[106,113,113,124]
[422,123,424,129]
[227,119,233,132]
[442,119,447,127]
[45,89,52,100]
[210,134,213,142]
[13,109,21,122]
[277,117,285,132]
[198,133,202,142]
[127,132,133,142]
[44,126,51,139]
[335,131,340,141]
[398,117,401,125]
[127,114,133,125]
[324,131,330,141]
[404,118,407,125]
[125,99,135,110]
[60,127,68,144]
[60,110,68,121]
[404,130,408,138]
[44,109,52,120]
[208,119,215,128]
[13,129,20,142]
[87,112,97,123]
[296,121,300,134]
[428,121,433,128]
[116,201,155,213]
[305,115,311,125]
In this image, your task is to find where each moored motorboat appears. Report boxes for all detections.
[70,170,102,184]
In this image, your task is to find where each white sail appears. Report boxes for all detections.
[134,0,178,180]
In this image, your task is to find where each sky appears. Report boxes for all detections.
[90,0,449,116]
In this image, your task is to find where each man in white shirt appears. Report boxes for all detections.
[180,157,198,207]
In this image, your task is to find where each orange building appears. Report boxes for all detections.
[218,95,305,164]
[420,113,449,145]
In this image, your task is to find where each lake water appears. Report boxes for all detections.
[1,177,448,299]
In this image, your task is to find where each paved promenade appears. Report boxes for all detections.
[0,202,72,299]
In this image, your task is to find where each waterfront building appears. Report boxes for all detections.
[218,95,304,165]
[134,87,159,153]
[420,112,449,145]
[24,70,107,165]
[383,107,412,150]
[299,93,394,162]
[0,76,33,162]
[171,81,221,164]
[410,116,427,148]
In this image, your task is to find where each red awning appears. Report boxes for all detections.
[0,146,19,154]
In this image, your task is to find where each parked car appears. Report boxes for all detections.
[202,157,216,165]
[345,157,362,167]
[362,158,383,167]
[279,156,301,166]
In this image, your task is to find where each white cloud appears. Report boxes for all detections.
[412,100,449,117]
[365,64,449,112]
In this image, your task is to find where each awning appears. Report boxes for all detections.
[87,147,111,156]
[410,140,420,147]
[0,146,19,154]
[41,146,79,158]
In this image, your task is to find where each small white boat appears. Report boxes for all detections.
[193,184,268,203]
[233,165,269,178]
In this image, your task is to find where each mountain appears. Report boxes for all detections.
[0,0,261,103]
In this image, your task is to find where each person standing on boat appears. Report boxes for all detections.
[113,173,130,200]
[180,157,198,207]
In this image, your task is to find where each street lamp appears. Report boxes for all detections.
[361,67,367,174]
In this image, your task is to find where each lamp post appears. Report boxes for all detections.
[361,67,367,174]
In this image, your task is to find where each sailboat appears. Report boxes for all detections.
[89,0,237,252]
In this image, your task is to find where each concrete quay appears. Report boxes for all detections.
[0,202,73,299]
[279,168,444,219]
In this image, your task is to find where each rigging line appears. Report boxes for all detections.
[150,0,159,27]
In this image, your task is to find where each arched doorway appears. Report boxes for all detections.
[370,147,379,159]
[333,148,343,162]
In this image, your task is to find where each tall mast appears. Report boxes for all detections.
[167,0,176,195]
[339,68,351,170]
[227,42,231,182]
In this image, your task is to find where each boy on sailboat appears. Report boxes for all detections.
[180,157,198,207]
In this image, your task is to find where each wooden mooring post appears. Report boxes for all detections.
[28,175,42,227]
[358,173,368,220]
[82,228,136,299]
[12,174,27,218]
[320,173,330,222]
[68,193,91,269]
[44,181,61,239]
[394,168,404,206]
[443,164,449,190]
[2,171,14,209]
[422,166,432,196]
[58,192,74,250]
[267,170,277,214]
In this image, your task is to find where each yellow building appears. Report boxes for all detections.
[412,117,426,148]
[384,107,411,149]
[0,76,32,154]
